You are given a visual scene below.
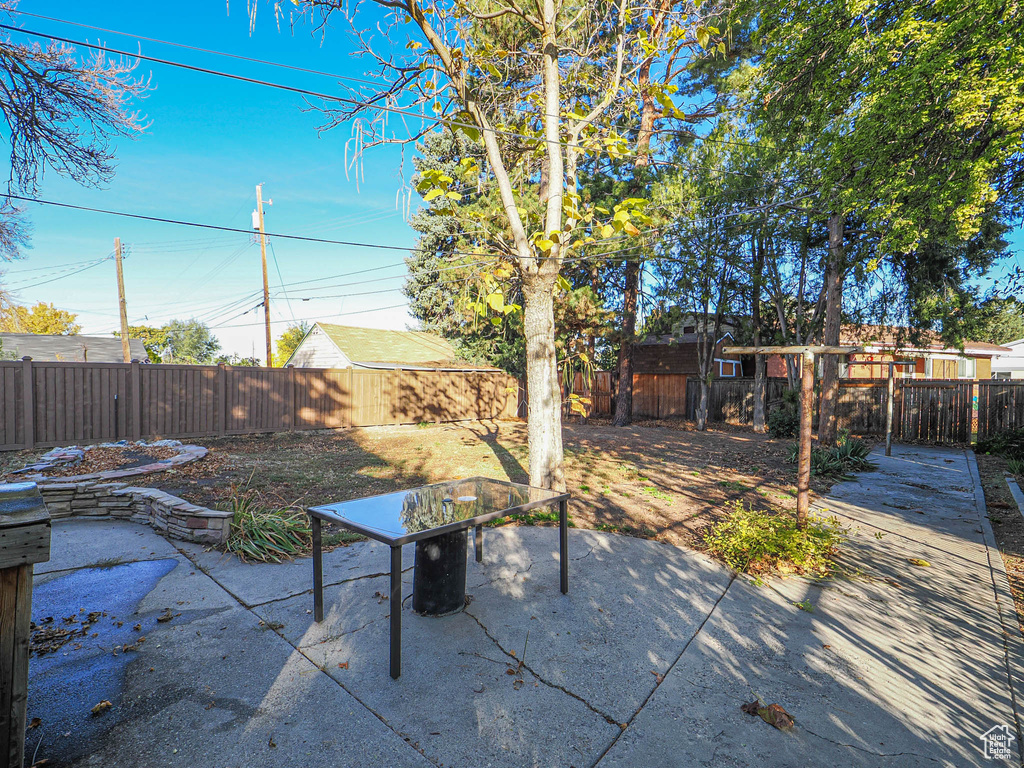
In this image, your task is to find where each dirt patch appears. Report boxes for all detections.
[976,453,1024,634]
[5,419,842,554]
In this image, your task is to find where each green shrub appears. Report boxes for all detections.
[976,428,1024,461]
[787,431,877,477]
[222,483,311,563]
[704,502,847,575]
[768,388,800,438]
[1007,457,1024,476]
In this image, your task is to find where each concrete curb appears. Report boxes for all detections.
[966,448,1024,766]
[1008,474,1024,518]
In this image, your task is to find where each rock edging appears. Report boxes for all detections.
[39,480,231,544]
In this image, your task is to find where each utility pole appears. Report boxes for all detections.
[114,237,131,363]
[254,184,273,367]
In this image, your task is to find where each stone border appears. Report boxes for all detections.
[1007,474,1024,518]
[39,480,231,545]
[17,443,207,484]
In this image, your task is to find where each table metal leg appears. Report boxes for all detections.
[390,545,402,679]
[312,516,324,622]
[559,499,569,594]
[475,524,483,563]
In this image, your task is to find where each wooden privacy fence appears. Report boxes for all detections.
[0,359,520,451]
[977,381,1024,441]
[578,373,991,445]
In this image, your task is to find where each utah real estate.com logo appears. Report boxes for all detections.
[981,724,1016,760]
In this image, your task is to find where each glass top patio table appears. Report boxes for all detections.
[308,476,570,546]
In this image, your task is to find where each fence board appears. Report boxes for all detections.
[978,381,1024,441]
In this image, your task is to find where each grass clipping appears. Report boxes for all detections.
[222,481,311,563]
[705,502,846,576]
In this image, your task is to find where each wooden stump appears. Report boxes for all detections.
[0,483,50,768]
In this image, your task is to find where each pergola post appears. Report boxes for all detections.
[797,350,815,527]
[723,344,864,531]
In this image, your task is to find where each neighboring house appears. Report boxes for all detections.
[0,333,147,363]
[285,322,495,371]
[991,338,1024,379]
[763,325,1010,380]
[633,332,747,379]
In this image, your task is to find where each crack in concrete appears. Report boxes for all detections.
[248,568,413,609]
[590,570,738,768]
[462,608,622,728]
[802,726,944,762]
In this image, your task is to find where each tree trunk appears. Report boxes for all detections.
[522,277,566,490]
[612,259,640,426]
[818,213,845,447]
[751,236,766,433]
[697,377,709,431]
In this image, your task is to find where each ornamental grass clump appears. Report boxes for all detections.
[704,502,847,576]
[222,481,311,563]
[787,430,876,478]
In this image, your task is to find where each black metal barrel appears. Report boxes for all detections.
[412,529,468,615]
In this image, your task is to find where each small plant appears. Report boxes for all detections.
[488,510,575,528]
[767,388,800,438]
[794,599,814,613]
[787,431,876,477]
[641,485,673,501]
[976,428,1024,460]
[222,479,311,563]
[704,502,847,575]
[1007,457,1024,476]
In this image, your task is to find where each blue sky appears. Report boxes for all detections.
[1,4,1021,360]
[2,1,424,359]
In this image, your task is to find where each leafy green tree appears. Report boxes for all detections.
[216,353,261,366]
[160,319,220,364]
[116,325,168,363]
[969,298,1024,346]
[273,0,726,490]
[753,0,1024,444]
[0,301,79,334]
[273,322,310,366]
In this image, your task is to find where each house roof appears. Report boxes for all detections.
[315,323,459,367]
[839,325,1011,356]
[0,333,148,363]
[638,332,734,346]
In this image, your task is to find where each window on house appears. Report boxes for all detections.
[924,358,933,378]
[957,357,976,379]
[718,360,737,378]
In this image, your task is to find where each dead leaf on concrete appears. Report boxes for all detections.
[28,717,42,728]
[90,700,113,716]
[651,670,665,684]
[741,699,795,731]
[907,558,931,567]
[157,609,175,623]
[338,662,349,670]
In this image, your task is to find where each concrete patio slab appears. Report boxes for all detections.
[24,444,1024,768]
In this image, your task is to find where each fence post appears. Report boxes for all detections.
[287,365,296,431]
[218,363,227,436]
[20,357,33,450]
[130,359,142,441]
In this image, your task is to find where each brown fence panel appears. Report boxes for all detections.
[835,381,889,435]
[631,374,687,419]
[140,364,218,439]
[897,380,972,444]
[0,362,25,450]
[978,381,1024,441]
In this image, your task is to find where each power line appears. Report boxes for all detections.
[6,257,113,291]
[1,23,795,177]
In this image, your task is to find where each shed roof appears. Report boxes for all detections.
[0,333,147,363]
[316,323,457,366]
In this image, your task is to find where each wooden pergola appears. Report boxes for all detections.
[723,345,862,526]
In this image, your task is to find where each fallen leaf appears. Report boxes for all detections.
[268,736,277,749]
[28,717,42,728]
[337,662,349,670]
[650,670,664,684]
[907,558,931,567]
[741,699,795,731]
[157,609,175,623]
[90,700,113,716]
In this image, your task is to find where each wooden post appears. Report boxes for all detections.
[885,362,895,457]
[255,185,273,368]
[19,358,33,451]
[114,237,131,363]
[797,350,815,528]
[217,363,227,436]
[286,365,296,431]
[130,359,143,441]
[0,482,50,768]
